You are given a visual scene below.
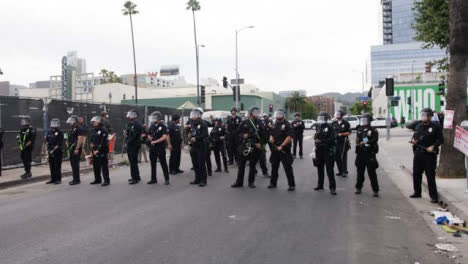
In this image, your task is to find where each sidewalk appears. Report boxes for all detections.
[0,154,127,190]
[379,128,468,221]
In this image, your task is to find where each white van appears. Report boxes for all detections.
[343,115,359,130]
[303,119,315,130]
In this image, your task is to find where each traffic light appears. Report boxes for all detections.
[362,100,368,107]
[200,85,206,104]
[222,76,228,89]
[439,81,446,96]
[385,78,394,96]
[407,96,411,105]
[269,104,273,113]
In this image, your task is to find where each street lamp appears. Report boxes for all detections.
[235,25,254,109]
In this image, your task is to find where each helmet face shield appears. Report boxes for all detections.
[190,110,201,120]
[317,116,327,124]
[251,109,261,118]
[150,114,162,123]
[126,111,137,120]
[420,112,431,122]
[360,118,369,126]
[334,111,343,119]
[274,110,285,120]
[50,119,60,128]
[66,116,77,125]
[21,119,29,126]
[90,116,101,125]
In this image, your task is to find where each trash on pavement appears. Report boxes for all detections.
[435,243,459,252]
[430,211,464,226]
[436,216,450,225]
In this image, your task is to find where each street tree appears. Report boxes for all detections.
[186,0,201,105]
[413,0,450,71]
[285,92,306,113]
[122,1,139,104]
[301,102,317,120]
[349,100,372,116]
[436,0,468,178]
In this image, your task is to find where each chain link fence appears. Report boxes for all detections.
[0,96,180,167]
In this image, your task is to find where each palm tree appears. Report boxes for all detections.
[437,0,468,178]
[285,92,307,114]
[99,69,109,84]
[186,0,201,106]
[122,1,139,105]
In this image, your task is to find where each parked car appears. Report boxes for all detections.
[343,115,359,130]
[371,117,387,128]
[303,119,315,130]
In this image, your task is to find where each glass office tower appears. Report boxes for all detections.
[371,0,446,86]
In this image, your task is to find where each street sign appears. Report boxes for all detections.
[444,110,455,129]
[231,79,244,85]
[454,126,468,156]
[356,96,371,101]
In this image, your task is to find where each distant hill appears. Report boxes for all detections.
[313,92,367,106]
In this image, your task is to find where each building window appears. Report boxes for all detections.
[123,94,126,100]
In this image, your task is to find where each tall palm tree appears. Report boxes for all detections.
[122,1,139,105]
[437,0,468,178]
[186,0,201,106]
[99,69,109,84]
[285,92,307,114]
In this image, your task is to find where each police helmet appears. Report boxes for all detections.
[126,110,137,119]
[90,116,102,124]
[360,113,373,126]
[231,106,238,113]
[172,114,180,121]
[274,109,286,120]
[150,111,162,123]
[334,110,345,119]
[248,106,261,118]
[66,115,79,125]
[190,108,203,120]
[50,118,60,128]
[317,112,329,124]
[420,108,433,122]
[20,116,31,126]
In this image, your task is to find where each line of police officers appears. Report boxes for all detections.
[14,106,443,203]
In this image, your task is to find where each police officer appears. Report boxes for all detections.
[256,113,271,178]
[188,108,209,187]
[101,111,112,133]
[410,108,443,203]
[332,110,351,177]
[125,110,143,185]
[17,116,36,179]
[66,115,85,185]
[89,116,110,186]
[268,109,296,191]
[45,118,63,184]
[147,111,170,185]
[355,113,380,197]
[168,114,183,174]
[210,117,229,173]
[313,112,337,195]
[226,106,242,165]
[231,106,265,189]
[291,113,305,159]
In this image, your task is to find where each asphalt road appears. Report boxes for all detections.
[0,131,452,264]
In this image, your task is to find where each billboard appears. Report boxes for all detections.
[390,84,442,122]
[160,65,179,76]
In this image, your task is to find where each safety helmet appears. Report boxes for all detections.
[247,106,261,118]
[20,116,31,126]
[274,109,286,120]
[126,110,137,120]
[50,118,60,128]
[150,111,162,123]
[66,115,79,125]
[90,116,102,124]
[231,106,238,113]
[317,112,329,124]
[190,108,203,120]
[360,113,373,126]
[420,108,433,122]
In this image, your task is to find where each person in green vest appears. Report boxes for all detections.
[17,116,36,179]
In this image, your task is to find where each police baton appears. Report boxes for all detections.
[408,141,428,151]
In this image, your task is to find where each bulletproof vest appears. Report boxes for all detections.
[315,123,334,147]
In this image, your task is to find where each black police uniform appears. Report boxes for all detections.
[67,124,84,183]
[269,120,296,188]
[168,121,183,173]
[18,125,36,176]
[355,125,380,193]
[314,123,336,191]
[90,125,110,184]
[291,119,305,158]
[46,128,64,183]
[210,124,229,172]
[148,122,170,183]
[125,120,143,182]
[204,120,213,176]
[233,118,265,187]
[189,120,209,185]
[412,121,443,201]
[332,119,351,176]
[226,115,242,164]
[258,118,273,176]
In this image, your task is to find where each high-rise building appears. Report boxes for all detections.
[370,0,446,86]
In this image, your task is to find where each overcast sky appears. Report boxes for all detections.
[0,0,380,95]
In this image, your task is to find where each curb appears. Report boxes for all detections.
[400,164,468,223]
[0,162,126,191]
